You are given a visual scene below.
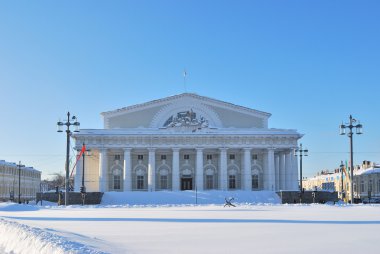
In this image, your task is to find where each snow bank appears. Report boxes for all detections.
[0,202,40,212]
[0,219,107,254]
[101,190,281,205]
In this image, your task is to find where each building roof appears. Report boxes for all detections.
[101,93,271,118]
[354,165,380,176]
[0,160,41,173]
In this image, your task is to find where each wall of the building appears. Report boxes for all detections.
[0,163,41,201]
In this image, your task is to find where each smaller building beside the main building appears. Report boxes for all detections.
[0,160,41,202]
[303,161,380,201]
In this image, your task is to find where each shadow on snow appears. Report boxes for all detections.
[4,216,380,225]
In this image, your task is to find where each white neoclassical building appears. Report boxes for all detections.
[73,93,302,193]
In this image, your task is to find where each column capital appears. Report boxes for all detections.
[219,147,228,152]
[243,147,252,152]
[123,148,132,153]
[195,147,204,152]
[172,147,181,152]
[148,148,156,153]
[267,147,276,151]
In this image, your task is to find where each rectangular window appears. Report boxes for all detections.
[206,154,212,160]
[229,175,236,189]
[229,154,235,160]
[137,176,144,189]
[160,175,168,189]
[114,155,121,160]
[360,181,365,192]
[252,175,259,189]
[114,175,121,190]
[252,154,258,160]
[161,155,167,160]
[184,154,190,160]
[206,175,213,189]
[138,155,144,160]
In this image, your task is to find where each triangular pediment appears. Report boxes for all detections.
[101,93,271,129]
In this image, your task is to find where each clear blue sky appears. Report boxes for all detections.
[0,1,379,179]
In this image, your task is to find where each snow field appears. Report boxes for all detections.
[1,192,380,254]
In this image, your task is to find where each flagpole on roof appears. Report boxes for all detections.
[183,69,187,92]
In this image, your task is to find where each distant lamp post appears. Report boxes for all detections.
[294,143,308,203]
[340,161,345,201]
[339,115,363,204]
[80,143,91,205]
[17,161,25,204]
[57,112,80,206]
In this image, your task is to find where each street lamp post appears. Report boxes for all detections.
[57,112,80,206]
[17,161,25,204]
[294,143,308,203]
[340,115,363,204]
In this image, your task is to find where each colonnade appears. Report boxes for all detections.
[74,147,299,192]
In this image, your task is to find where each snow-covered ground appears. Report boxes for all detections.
[1,191,380,254]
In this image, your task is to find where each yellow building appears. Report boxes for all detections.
[303,161,380,202]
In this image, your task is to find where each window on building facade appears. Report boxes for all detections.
[138,155,143,160]
[229,175,236,189]
[115,155,121,160]
[369,180,373,192]
[360,181,365,192]
[184,154,190,160]
[114,175,121,190]
[137,176,144,189]
[229,154,235,160]
[252,154,258,160]
[252,175,259,189]
[378,180,380,193]
[207,154,212,160]
[160,175,168,189]
[206,175,213,189]
[161,155,166,160]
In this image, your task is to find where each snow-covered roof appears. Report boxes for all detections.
[0,160,41,173]
[354,165,380,176]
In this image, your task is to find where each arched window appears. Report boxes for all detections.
[134,167,147,190]
[251,164,262,190]
[158,168,169,190]
[204,167,217,190]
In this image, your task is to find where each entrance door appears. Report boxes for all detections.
[181,178,193,190]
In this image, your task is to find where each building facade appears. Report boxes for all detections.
[72,93,302,192]
[0,160,41,202]
[303,161,380,201]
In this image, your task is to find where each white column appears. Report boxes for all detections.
[196,148,204,191]
[243,148,252,191]
[279,152,286,190]
[99,149,108,192]
[148,148,156,191]
[172,148,180,191]
[293,153,299,190]
[74,152,83,192]
[219,148,228,190]
[285,151,292,190]
[266,149,275,191]
[123,148,132,191]
[275,154,280,191]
